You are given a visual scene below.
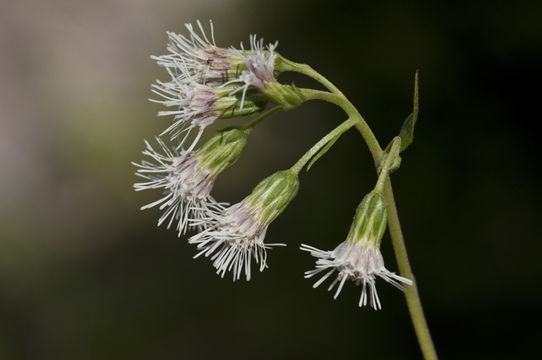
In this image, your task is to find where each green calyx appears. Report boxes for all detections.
[262,82,305,111]
[213,85,268,119]
[347,191,388,247]
[197,127,249,175]
[245,169,299,226]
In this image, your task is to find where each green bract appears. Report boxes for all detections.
[213,85,268,119]
[347,191,388,247]
[197,127,249,175]
[261,82,305,111]
[245,170,299,226]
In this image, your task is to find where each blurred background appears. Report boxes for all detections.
[1,0,541,359]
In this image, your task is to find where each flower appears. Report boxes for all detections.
[152,20,246,86]
[189,170,299,281]
[151,77,266,144]
[133,128,249,236]
[150,21,270,145]
[227,35,305,111]
[232,35,278,101]
[300,191,413,310]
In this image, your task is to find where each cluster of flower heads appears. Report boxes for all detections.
[134,20,295,281]
[134,20,412,310]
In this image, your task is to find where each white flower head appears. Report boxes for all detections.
[150,78,220,144]
[151,77,265,145]
[227,36,279,109]
[227,35,305,111]
[189,170,299,281]
[237,36,278,92]
[133,128,249,236]
[152,20,246,86]
[300,191,413,310]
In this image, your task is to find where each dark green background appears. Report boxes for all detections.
[1,0,541,358]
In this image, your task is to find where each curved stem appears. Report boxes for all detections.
[287,63,438,360]
[290,118,354,174]
[242,106,281,130]
[300,88,383,162]
[278,56,344,96]
[384,180,438,360]
[375,137,401,192]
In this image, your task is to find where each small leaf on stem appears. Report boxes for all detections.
[399,70,419,152]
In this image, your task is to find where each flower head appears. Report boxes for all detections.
[236,36,278,93]
[151,78,266,143]
[300,191,413,310]
[228,36,304,111]
[133,127,249,235]
[189,170,299,281]
[152,20,246,85]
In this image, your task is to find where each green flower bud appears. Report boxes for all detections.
[260,82,305,111]
[347,191,388,247]
[211,85,268,118]
[197,127,249,176]
[245,169,300,226]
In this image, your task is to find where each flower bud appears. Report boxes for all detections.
[197,127,250,175]
[258,82,305,111]
[244,169,300,227]
[347,191,388,247]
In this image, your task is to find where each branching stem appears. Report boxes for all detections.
[242,106,281,130]
[290,118,354,174]
[282,58,438,360]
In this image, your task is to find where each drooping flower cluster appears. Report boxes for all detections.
[301,191,413,310]
[134,21,303,280]
[134,20,415,312]
[149,20,295,145]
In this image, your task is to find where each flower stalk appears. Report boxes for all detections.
[284,59,438,360]
[290,118,354,174]
[137,21,438,360]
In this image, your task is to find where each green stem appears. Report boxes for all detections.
[384,180,438,360]
[287,62,438,360]
[375,137,401,193]
[290,118,354,174]
[300,88,383,163]
[278,56,345,96]
[242,106,281,130]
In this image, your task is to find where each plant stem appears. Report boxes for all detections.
[384,180,438,360]
[286,61,438,360]
[375,137,401,193]
[278,56,344,97]
[290,118,354,174]
[300,89,383,163]
[242,106,281,130]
